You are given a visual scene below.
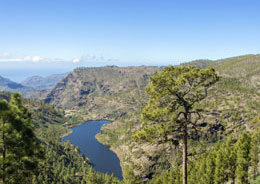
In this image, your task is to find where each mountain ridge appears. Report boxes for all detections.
[21,73,68,90]
[44,66,160,120]
[0,75,32,93]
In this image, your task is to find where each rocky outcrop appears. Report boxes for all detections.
[44,66,160,120]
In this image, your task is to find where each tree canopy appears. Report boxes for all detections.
[0,93,43,184]
[133,66,219,184]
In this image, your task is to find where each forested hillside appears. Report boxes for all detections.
[0,92,121,184]
[2,0,259,182]
[3,54,260,183]
[94,55,260,183]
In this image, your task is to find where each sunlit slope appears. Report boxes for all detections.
[45,66,159,120]
[97,55,260,180]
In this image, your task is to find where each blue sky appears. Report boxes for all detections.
[0,0,260,81]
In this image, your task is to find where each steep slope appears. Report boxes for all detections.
[97,54,260,181]
[21,73,68,90]
[213,54,260,89]
[182,54,260,76]
[22,89,51,101]
[45,66,160,120]
[213,54,260,77]
[0,91,66,129]
[0,75,32,93]
[183,54,260,88]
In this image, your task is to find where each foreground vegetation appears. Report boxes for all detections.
[0,93,121,184]
[150,131,257,184]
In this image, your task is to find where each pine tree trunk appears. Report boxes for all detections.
[183,127,187,184]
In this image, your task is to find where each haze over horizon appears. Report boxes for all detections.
[1,0,260,81]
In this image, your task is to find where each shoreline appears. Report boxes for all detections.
[60,118,124,178]
[95,134,125,179]
[62,118,114,138]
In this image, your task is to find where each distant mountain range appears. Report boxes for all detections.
[0,73,68,98]
[0,75,32,93]
[21,73,68,90]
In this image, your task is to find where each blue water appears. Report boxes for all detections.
[63,120,123,180]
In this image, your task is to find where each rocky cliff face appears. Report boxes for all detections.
[44,66,160,120]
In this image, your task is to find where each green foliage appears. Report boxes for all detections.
[150,132,256,184]
[236,133,251,184]
[149,164,181,184]
[123,165,140,184]
[31,134,122,184]
[133,66,219,142]
[189,133,252,184]
[0,92,122,183]
[0,91,66,129]
[214,146,226,184]
[251,175,260,184]
[132,66,219,184]
[250,131,260,180]
[0,93,43,184]
[217,77,252,92]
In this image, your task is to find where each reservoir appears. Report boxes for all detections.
[63,120,123,180]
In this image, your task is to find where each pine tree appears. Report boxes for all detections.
[189,161,200,183]
[250,131,260,180]
[198,157,208,184]
[0,93,43,183]
[214,146,226,184]
[235,133,251,184]
[205,151,216,184]
[224,136,236,183]
[133,66,219,184]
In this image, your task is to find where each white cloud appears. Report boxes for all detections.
[0,55,64,63]
[23,55,43,62]
[72,53,119,64]
[0,52,9,58]
[0,55,43,62]
[72,58,80,63]
[0,52,119,64]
